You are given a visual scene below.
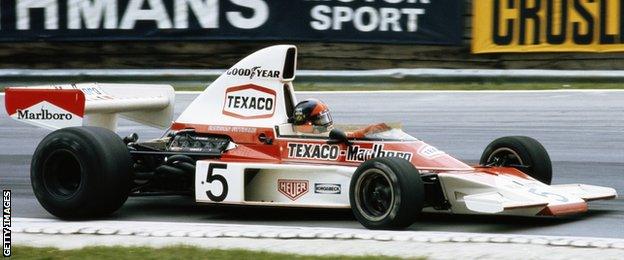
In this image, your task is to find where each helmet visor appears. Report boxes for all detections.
[313,110,332,126]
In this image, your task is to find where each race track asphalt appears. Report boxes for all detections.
[1,90,623,238]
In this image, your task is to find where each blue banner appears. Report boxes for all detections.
[0,0,462,45]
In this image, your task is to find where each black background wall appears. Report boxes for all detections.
[1,1,623,70]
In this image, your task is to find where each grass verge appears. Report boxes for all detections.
[12,246,414,260]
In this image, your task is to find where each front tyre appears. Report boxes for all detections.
[31,127,132,219]
[480,136,552,184]
[349,157,424,230]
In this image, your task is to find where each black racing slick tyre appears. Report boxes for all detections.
[31,126,132,219]
[349,157,425,230]
[480,136,552,184]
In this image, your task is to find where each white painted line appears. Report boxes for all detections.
[175,89,624,95]
[4,89,624,97]
[295,89,624,94]
[11,217,624,258]
[174,91,202,94]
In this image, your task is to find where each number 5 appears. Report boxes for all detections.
[206,163,228,202]
[528,188,568,202]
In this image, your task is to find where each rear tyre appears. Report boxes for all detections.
[349,157,424,230]
[479,136,552,184]
[31,126,132,218]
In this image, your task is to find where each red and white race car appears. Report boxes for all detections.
[5,45,617,229]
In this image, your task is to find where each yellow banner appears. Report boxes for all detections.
[472,0,624,53]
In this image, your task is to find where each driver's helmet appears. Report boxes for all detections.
[291,99,333,133]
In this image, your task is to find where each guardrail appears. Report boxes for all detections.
[2,69,624,83]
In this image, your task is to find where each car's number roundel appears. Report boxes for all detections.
[206,163,228,202]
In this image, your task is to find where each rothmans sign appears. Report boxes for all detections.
[3,0,267,30]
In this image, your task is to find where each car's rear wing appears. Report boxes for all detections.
[4,83,175,131]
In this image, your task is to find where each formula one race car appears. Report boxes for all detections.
[5,45,617,229]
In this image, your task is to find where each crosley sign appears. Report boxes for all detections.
[473,0,624,53]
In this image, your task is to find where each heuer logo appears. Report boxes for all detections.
[278,179,309,201]
[226,66,281,79]
[223,84,276,119]
[17,108,73,120]
[315,183,341,194]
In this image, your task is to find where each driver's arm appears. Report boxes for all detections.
[348,123,392,139]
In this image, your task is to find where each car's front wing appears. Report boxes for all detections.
[437,167,617,216]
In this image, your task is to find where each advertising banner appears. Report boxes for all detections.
[473,0,624,53]
[0,0,463,45]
